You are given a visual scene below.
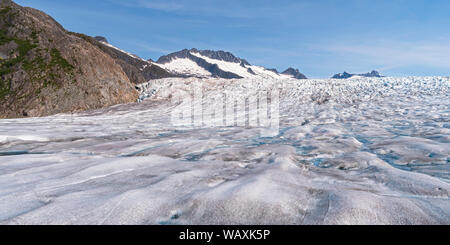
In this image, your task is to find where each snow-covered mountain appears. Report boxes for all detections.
[156,48,307,79]
[84,42,308,81]
[281,67,308,79]
[332,70,383,79]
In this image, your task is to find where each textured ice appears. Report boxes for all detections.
[0,76,449,224]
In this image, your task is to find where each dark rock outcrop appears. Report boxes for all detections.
[195,49,250,66]
[332,70,383,79]
[363,70,383,78]
[93,36,108,43]
[247,68,256,75]
[0,0,138,118]
[282,68,308,79]
[332,71,353,79]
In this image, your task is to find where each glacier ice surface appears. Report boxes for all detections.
[0,76,449,224]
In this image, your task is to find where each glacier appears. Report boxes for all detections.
[0,76,449,224]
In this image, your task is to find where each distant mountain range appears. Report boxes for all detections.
[85,39,310,81]
[332,70,383,79]
[156,48,307,80]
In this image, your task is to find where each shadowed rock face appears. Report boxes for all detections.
[0,0,138,118]
[196,49,251,66]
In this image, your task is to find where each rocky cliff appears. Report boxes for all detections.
[0,0,138,118]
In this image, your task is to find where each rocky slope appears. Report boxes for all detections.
[0,0,138,118]
[91,36,174,84]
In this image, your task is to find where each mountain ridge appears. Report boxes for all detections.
[282,68,307,79]
[332,70,383,79]
[157,48,243,79]
[88,35,175,83]
[157,48,308,79]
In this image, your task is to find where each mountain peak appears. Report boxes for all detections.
[282,68,308,79]
[156,48,244,79]
[368,70,381,77]
[193,49,251,66]
[332,70,383,79]
[157,48,250,66]
[156,48,308,80]
[94,36,108,43]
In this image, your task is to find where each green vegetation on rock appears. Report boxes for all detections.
[0,2,138,118]
[0,29,12,45]
[1,4,75,97]
[50,48,74,72]
[0,6,12,15]
[22,47,75,90]
[0,32,38,98]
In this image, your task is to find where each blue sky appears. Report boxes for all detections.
[16,0,450,78]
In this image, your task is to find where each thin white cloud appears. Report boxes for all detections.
[138,1,184,11]
[109,0,311,19]
[321,39,450,71]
